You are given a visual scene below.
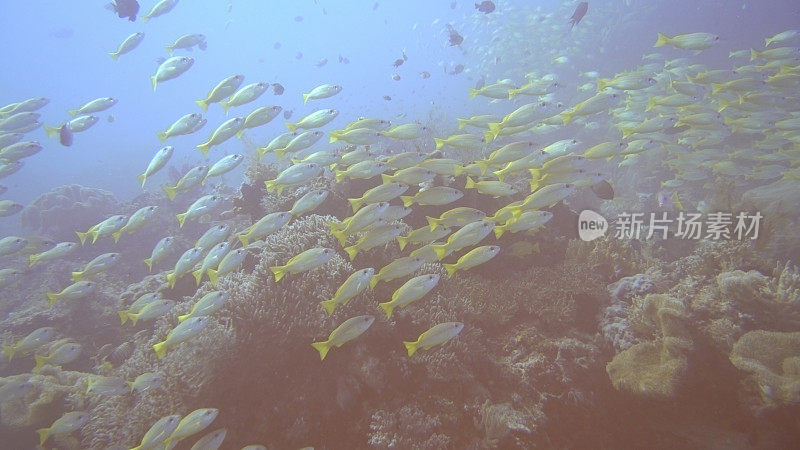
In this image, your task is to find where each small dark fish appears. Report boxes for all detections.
[591,180,614,200]
[314,58,328,68]
[393,58,404,68]
[373,2,379,10]
[295,52,303,60]
[323,8,327,15]
[340,55,350,64]
[450,1,457,9]
[446,24,463,46]
[569,2,588,29]
[474,76,485,90]
[106,115,115,123]
[294,16,303,22]
[383,95,391,101]
[59,124,73,147]
[392,74,401,81]
[475,1,495,13]
[106,0,139,21]
[420,71,431,79]
[273,83,285,95]
[449,64,464,75]
[274,42,281,49]
[402,50,408,61]
[283,110,293,119]
[198,41,207,51]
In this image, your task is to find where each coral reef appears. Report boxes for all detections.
[19,184,117,241]
[729,330,800,411]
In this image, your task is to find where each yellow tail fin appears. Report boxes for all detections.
[117,310,128,325]
[76,231,88,245]
[157,131,168,143]
[348,198,363,213]
[426,216,439,231]
[444,263,458,278]
[44,125,59,138]
[302,93,310,104]
[400,195,415,207]
[34,355,48,371]
[109,52,119,61]
[369,275,380,289]
[433,138,445,150]
[196,142,211,156]
[112,231,122,243]
[151,76,158,91]
[176,213,187,228]
[177,313,190,323]
[71,271,83,283]
[344,245,359,261]
[46,292,58,306]
[137,173,147,187]
[285,121,298,132]
[162,185,178,201]
[654,33,671,48]
[494,225,506,239]
[468,88,479,99]
[403,340,419,357]
[220,101,230,114]
[396,235,408,251]
[465,177,476,189]
[192,268,203,285]
[311,341,330,360]
[195,99,209,112]
[457,118,468,128]
[37,427,50,446]
[2,345,15,360]
[320,299,337,316]
[270,265,286,282]
[207,269,219,287]
[166,272,176,288]
[153,341,168,359]
[432,244,449,260]
[378,301,394,319]
[238,234,249,247]
[143,258,153,272]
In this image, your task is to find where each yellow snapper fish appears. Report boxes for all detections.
[431,220,495,260]
[444,245,500,278]
[403,322,464,357]
[196,117,244,155]
[0,236,26,257]
[86,376,128,396]
[274,130,326,158]
[164,33,206,55]
[29,241,77,267]
[196,74,245,112]
[654,32,720,50]
[141,0,179,22]
[238,211,292,246]
[176,194,223,228]
[144,236,174,272]
[129,414,181,450]
[137,145,174,187]
[190,429,228,450]
[157,114,202,143]
[468,80,517,99]
[383,152,425,170]
[370,256,426,288]
[495,210,553,238]
[465,177,517,197]
[335,160,388,182]
[197,224,231,250]
[343,224,404,260]
[426,207,486,231]
[192,242,229,285]
[270,247,335,282]
[378,273,440,319]
[433,133,485,150]
[163,408,219,449]
[457,114,497,129]
[166,247,205,288]
[328,127,383,145]
[345,117,392,131]
[206,248,246,286]
[348,182,408,213]
[340,147,373,166]
[320,268,375,315]
[36,411,89,446]
[119,298,175,326]
[380,123,430,139]
[560,91,619,125]
[329,201,390,246]
[238,105,283,137]
[109,31,144,60]
[750,46,800,61]
[0,97,49,117]
[286,108,339,132]
[162,164,208,200]
[487,102,547,140]
[477,141,539,172]
[43,114,97,136]
[582,141,629,160]
[264,162,323,194]
[127,372,164,393]
[381,166,436,185]
[71,252,120,282]
[417,158,462,176]
[2,326,55,360]
[396,225,451,251]
[68,97,117,117]
[258,131,298,158]
[220,82,270,113]
[33,342,81,370]
[153,316,209,358]
[511,183,576,216]
[302,83,342,104]
[507,79,559,99]
[112,205,158,242]
[292,150,340,167]
[178,291,228,323]
[597,73,656,91]
[311,315,375,360]
[290,190,329,217]
[75,214,127,244]
[401,186,463,207]
[765,29,799,47]
[203,154,244,184]
[151,56,194,91]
